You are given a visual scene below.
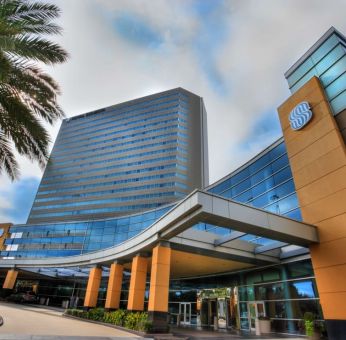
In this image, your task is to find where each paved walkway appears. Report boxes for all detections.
[0,302,142,339]
[0,303,305,340]
[170,326,304,340]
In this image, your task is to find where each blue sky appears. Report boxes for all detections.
[0,0,345,224]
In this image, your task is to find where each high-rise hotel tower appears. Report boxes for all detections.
[28,88,209,224]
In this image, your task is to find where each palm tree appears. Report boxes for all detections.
[0,0,68,180]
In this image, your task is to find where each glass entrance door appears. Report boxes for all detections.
[217,298,227,329]
[248,301,265,331]
[180,302,191,325]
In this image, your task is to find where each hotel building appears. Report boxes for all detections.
[0,27,345,339]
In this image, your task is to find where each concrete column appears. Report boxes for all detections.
[3,269,18,289]
[0,223,11,251]
[127,255,148,311]
[278,76,346,339]
[148,244,171,332]
[105,262,123,310]
[84,267,102,308]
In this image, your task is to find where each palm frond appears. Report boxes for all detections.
[0,131,19,180]
[5,34,68,63]
[0,0,67,179]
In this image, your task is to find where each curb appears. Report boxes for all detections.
[63,313,177,338]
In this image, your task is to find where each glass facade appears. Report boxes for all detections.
[168,259,321,334]
[208,139,300,219]
[28,88,208,224]
[0,259,320,335]
[1,137,299,259]
[3,27,343,338]
[286,28,346,115]
[1,205,173,258]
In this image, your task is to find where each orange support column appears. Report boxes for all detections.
[127,255,148,311]
[3,269,18,289]
[148,244,171,332]
[0,223,11,251]
[105,262,123,310]
[84,267,102,308]
[278,76,346,338]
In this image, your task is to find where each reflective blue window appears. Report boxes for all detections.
[286,32,346,115]
[232,178,251,196]
[331,90,346,112]
[207,141,301,220]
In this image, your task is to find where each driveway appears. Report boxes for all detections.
[0,302,143,339]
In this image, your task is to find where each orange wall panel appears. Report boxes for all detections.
[278,76,346,321]
[293,146,346,190]
[319,292,346,320]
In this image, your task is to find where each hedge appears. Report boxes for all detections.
[65,308,152,332]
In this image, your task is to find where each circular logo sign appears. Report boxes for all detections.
[289,101,313,130]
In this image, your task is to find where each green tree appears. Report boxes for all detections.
[0,0,68,180]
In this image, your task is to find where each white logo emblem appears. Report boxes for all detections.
[289,101,313,130]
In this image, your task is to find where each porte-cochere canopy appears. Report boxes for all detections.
[0,190,319,275]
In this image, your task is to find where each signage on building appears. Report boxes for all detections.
[289,101,313,130]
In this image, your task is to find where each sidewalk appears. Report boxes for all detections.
[170,326,304,340]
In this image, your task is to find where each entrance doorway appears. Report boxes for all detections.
[198,288,238,329]
[200,298,217,326]
[248,301,266,331]
[179,302,192,325]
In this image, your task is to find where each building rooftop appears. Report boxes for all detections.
[284,26,346,78]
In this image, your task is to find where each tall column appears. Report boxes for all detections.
[127,255,148,311]
[3,269,18,289]
[278,76,346,339]
[148,244,171,332]
[0,223,11,251]
[84,267,102,308]
[105,262,123,310]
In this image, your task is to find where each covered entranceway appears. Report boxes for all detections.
[0,190,319,335]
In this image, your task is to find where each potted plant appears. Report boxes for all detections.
[304,312,320,339]
[258,316,271,333]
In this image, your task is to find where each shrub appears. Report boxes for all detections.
[88,307,105,321]
[65,308,152,332]
[124,312,139,330]
[304,312,315,336]
[124,311,152,331]
[305,320,314,336]
[104,309,127,326]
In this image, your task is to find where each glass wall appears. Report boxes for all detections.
[28,89,194,224]
[208,139,301,221]
[0,205,173,258]
[1,259,320,336]
[169,259,322,335]
[286,30,346,115]
[2,138,300,259]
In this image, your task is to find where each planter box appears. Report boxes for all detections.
[258,319,271,333]
[308,332,320,340]
[63,313,178,338]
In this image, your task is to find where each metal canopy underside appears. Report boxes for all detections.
[0,190,318,269]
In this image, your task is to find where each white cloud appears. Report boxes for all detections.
[1,0,345,222]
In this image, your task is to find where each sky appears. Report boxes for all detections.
[1,0,346,224]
